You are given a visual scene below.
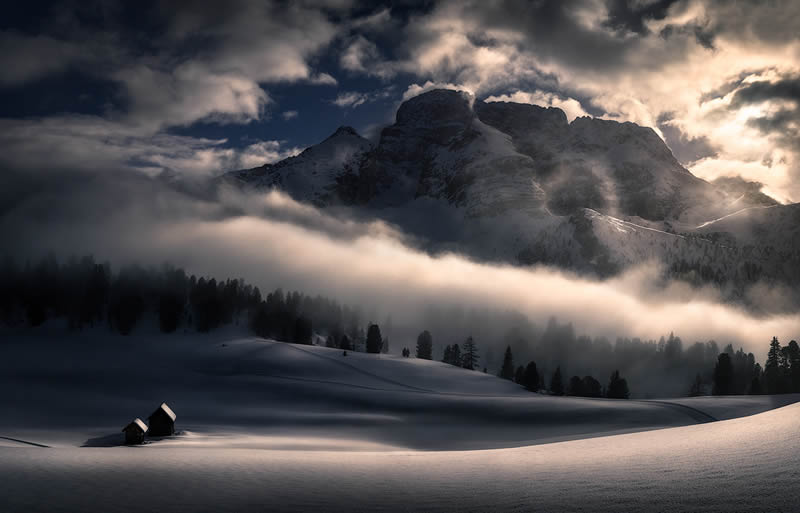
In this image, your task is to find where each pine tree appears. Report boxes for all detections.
[366,323,383,354]
[416,330,433,360]
[765,336,782,394]
[499,345,515,380]
[606,370,630,399]
[712,353,733,395]
[461,336,479,370]
[450,344,461,367]
[550,366,564,396]
[442,344,452,364]
[524,361,540,392]
[514,365,525,385]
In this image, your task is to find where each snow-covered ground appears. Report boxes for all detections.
[2,331,798,511]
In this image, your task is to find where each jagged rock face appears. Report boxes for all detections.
[226,89,718,221]
[474,100,569,163]
[355,90,482,206]
[359,89,548,218]
[222,88,797,291]
[475,102,719,222]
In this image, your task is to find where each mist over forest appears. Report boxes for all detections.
[4,249,798,399]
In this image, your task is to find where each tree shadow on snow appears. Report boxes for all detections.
[82,433,126,447]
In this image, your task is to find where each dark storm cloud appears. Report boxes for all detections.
[729,77,800,108]
[442,0,636,73]
[604,0,682,35]
[726,76,800,151]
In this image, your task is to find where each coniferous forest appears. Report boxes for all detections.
[2,254,799,398]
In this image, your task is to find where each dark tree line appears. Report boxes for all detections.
[499,345,629,398]
[420,309,725,398]
[710,337,800,396]
[0,254,361,343]
[0,254,260,335]
[442,336,480,370]
[5,255,799,399]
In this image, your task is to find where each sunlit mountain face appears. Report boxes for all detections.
[2,2,800,513]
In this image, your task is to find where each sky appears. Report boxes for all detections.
[1,0,799,202]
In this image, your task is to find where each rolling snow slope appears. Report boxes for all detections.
[3,331,797,450]
[2,391,798,512]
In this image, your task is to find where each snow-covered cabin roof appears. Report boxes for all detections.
[149,402,176,422]
[123,418,148,433]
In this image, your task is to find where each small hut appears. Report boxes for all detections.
[147,402,177,437]
[122,418,148,445]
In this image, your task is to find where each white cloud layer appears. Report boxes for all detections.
[3,182,797,357]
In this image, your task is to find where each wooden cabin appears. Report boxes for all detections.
[147,402,177,436]
[122,418,148,445]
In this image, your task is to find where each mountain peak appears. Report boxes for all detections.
[332,125,359,137]
[395,89,474,126]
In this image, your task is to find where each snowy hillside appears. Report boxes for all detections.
[3,332,797,449]
[2,331,799,512]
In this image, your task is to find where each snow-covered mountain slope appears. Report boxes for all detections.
[222,89,798,290]
[224,126,372,207]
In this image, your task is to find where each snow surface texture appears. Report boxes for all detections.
[0,332,800,512]
[3,405,799,512]
[2,332,799,512]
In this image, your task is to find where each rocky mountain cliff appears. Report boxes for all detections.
[223,89,799,295]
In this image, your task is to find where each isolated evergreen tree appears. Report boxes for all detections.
[712,353,733,395]
[524,361,540,392]
[416,330,433,360]
[765,336,782,394]
[514,365,525,385]
[606,370,630,399]
[499,345,515,380]
[366,323,383,353]
[462,336,479,370]
[339,334,352,351]
[550,366,564,396]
